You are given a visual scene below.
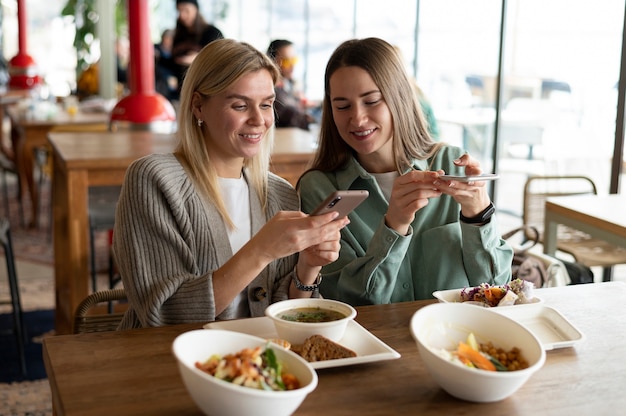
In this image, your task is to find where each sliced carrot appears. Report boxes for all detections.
[484,287,506,305]
[457,342,496,371]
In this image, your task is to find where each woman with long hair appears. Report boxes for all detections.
[298,37,512,305]
[114,39,347,329]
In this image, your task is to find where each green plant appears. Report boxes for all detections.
[61,0,127,78]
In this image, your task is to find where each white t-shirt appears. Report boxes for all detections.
[371,171,399,202]
[218,176,251,318]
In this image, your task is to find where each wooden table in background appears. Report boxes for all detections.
[48,128,315,334]
[271,127,317,186]
[543,194,626,255]
[7,105,110,226]
[43,282,626,415]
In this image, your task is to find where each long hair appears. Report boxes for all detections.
[175,39,281,228]
[309,37,443,174]
[173,7,209,46]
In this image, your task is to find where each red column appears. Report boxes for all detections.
[110,0,176,130]
[8,0,41,89]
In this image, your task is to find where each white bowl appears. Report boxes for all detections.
[265,298,357,344]
[172,329,317,416]
[410,303,545,403]
[432,287,543,307]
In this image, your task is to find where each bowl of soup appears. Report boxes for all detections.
[265,298,357,344]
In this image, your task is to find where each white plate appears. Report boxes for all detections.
[493,304,586,350]
[432,287,543,307]
[203,317,401,369]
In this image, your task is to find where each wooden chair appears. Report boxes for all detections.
[73,288,127,334]
[523,175,626,281]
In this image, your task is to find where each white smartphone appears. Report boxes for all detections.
[310,190,369,218]
[438,173,500,182]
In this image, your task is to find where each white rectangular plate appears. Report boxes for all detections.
[432,287,543,307]
[493,304,586,350]
[203,317,400,369]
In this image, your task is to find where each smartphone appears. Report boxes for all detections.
[438,173,500,182]
[310,190,369,218]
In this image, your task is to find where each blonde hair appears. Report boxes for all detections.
[175,39,281,228]
[308,37,443,175]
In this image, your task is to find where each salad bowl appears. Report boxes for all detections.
[173,329,317,416]
[410,303,545,402]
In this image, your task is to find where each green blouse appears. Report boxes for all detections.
[299,145,513,305]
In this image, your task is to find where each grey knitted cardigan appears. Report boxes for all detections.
[113,153,302,329]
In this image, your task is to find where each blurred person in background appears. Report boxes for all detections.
[267,39,318,130]
[154,29,178,101]
[169,0,224,100]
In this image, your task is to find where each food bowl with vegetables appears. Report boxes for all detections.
[265,298,357,344]
[172,329,317,416]
[432,278,543,307]
[410,302,545,403]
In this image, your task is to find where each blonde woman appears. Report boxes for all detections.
[114,39,347,329]
[298,38,512,305]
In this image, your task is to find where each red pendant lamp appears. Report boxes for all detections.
[8,0,41,89]
[110,0,176,132]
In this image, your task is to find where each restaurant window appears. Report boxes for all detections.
[415,0,626,224]
[3,0,626,205]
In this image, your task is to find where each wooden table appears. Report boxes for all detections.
[271,127,317,186]
[43,282,626,415]
[49,128,315,334]
[7,104,110,227]
[543,194,626,256]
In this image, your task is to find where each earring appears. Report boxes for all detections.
[197,118,203,127]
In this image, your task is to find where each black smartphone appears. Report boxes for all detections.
[310,190,369,218]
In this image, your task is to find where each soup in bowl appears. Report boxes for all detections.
[265,298,357,344]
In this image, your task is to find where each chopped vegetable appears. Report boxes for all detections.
[457,341,496,371]
[195,343,300,391]
[459,278,535,307]
[435,333,529,372]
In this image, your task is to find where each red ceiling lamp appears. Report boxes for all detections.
[8,0,41,89]
[110,0,176,132]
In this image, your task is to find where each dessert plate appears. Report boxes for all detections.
[204,317,400,369]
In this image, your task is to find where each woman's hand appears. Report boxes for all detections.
[385,169,442,235]
[250,210,349,267]
[433,153,492,217]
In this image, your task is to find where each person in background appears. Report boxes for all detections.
[267,39,317,130]
[297,37,512,306]
[115,36,130,95]
[113,39,348,329]
[154,29,178,101]
[170,0,224,99]
[414,84,440,140]
[393,45,440,140]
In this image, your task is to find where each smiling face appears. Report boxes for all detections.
[328,66,395,173]
[192,69,276,178]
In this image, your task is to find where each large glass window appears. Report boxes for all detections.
[3,0,625,220]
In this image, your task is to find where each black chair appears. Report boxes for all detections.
[0,152,24,226]
[0,217,27,377]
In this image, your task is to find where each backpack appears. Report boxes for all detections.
[502,226,571,287]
